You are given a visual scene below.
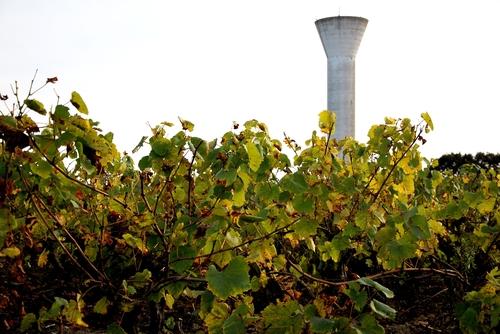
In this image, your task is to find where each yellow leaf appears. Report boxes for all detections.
[237,168,251,190]
[233,188,245,207]
[384,117,397,125]
[165,293,175,309]
[38,249,49,268]
[63,297,88,328]
[421,112,434,131]
[393,174,415,196]
[305,237,316,252]
[259,271,268,286]
[1,247,21,258]
[477,197,496,214]
[178,117,194,132]
[428,220,447,236]
[75,317,88,327]
[70,91,89,114]
[245,142,263,172]
[93,297,109,315]
[225,229,242,247]
[313,297,327,317]
[318,110,336,134]
[123,233,149,255]
[400,156,419,174]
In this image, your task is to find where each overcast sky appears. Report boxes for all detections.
[1,0,499,159]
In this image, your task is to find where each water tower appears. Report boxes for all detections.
[316,16,368,139]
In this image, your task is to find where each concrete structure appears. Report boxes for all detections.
[315,16,368,139]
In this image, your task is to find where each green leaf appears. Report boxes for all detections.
[458,306,480,332]
[380,239,417,269]
[129,269,152,289]
[30,160,52,179]
[223,311,246,334]
[85,242,98,261]
[0,115,17,129]
[303,304,317,321]
[344,283,368,311]
[216,169,237,185]
[47,297,68,319]
[166,281,187,299]
[310,317,335,333]
[261,300,304,334]
[138,155,152,170]
[70,91,89,114]
[200,291,215,316]
[357,277,394,298]
[150,137,171,157]
[239,215,266,223]
[281,173,308,194]
[336,176,357,195]
[310,316,349,333]
[318,110,336,134]
[464,191,483,207]
[443,201,465,220]
[0,209,16,248]
[205,301,230,333]
[369,299,396,319]
[25,99,46,115]
[245,142,263,172]
[294,218,319,238]
[256,182,280,202]
[190,137,208,158]
[169,245,195,274]
[107,323,127,334]
[353,314,384,334]
[206,256,251,299]
[408,215,431,240]
[93,297,109,315]
[54,105,70,120]
[292,193,314,214]
[318,235,350,262]
[132,136,148,154]
[105,132,114,144]
[20,313,37,332]
[122,233,148,253]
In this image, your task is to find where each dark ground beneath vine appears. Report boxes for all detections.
[0,257,483,333]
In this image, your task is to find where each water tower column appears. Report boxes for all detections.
[316,16,368,140]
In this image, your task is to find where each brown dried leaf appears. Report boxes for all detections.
[46,76,58,84]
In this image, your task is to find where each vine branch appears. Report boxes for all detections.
[187,140,203,217]
[35,194,110,283]
[171,218,301,263]
[287,258,465,287]
[29,135,131,211]
[371,128,423,203]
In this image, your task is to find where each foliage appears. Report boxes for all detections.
[457,267,500,333]
[434,152,500,173]
[0,78,498,333]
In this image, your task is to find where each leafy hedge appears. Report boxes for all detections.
[0,78,498,333]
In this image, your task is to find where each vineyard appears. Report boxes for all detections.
[0,78,498,333]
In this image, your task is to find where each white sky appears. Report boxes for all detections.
[1,0,499,159]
